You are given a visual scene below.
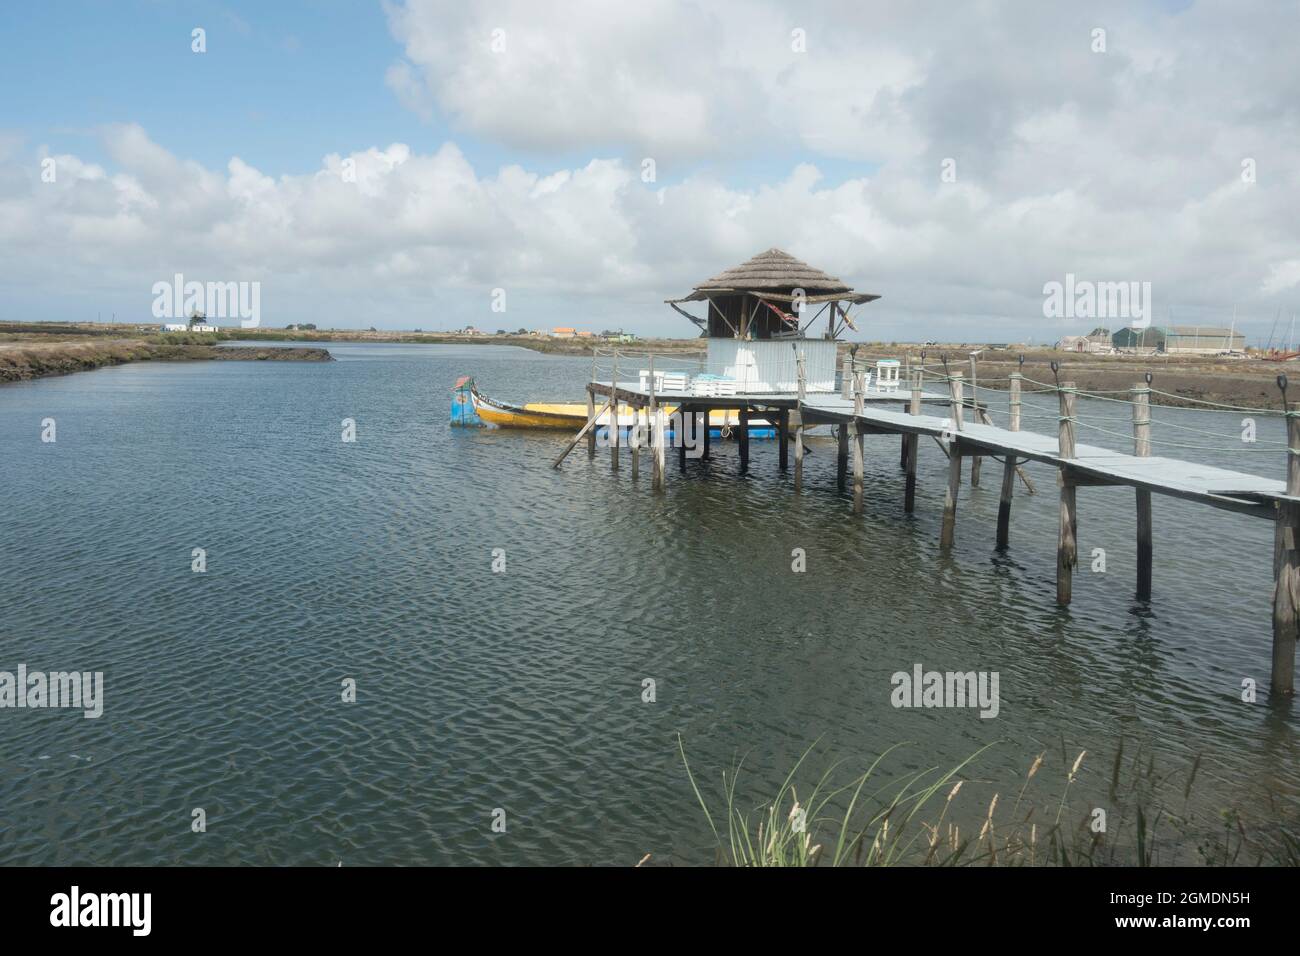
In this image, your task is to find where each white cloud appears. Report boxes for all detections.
[1262,261,1300,297]
[4,2,1300,339]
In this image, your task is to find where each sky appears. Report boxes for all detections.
[1,0,1299,343]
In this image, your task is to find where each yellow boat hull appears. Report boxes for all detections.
[462,381,768,432]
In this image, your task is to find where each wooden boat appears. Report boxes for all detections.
[452,376,775,436]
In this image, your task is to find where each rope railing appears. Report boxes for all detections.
[914,353,1295,458]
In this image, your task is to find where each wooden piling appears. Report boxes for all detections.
[794,351,806,493]
[653,406,666,490]
[676,406,687,473]
[898,361,910,470]
[778,408,789,471]
[996,372,1021,548]
[649,357,663,491]
[969,355,981,487]
[609,355,620,470]
[949,370,965,430]
[739,406,750,473]
[1057,382,1078,605]
[1132,383,1153,600]
[939,370,966,546]
[837,422,848,491]
[851,369,865,515]
[945,369,965,489]
[904,373,921,513]
[1271,405,1300,696]
[586,386,597,459]
[840,353,852,400]
[1008,373,1022,433]
[940,442,962,548]
[702,408,711,460]
[631,403,641,479]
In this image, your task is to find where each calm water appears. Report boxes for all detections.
[1,342,1296,865]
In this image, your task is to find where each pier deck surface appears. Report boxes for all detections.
[590,381,1288,515]
[801,395,1287,515]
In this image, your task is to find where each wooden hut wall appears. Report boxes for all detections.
[705,293,801,339]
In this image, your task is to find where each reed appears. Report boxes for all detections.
[678,735,1298,867]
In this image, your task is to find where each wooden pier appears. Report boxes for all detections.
[567,357,1300,699]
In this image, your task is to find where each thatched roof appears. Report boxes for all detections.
[668,248,879,304]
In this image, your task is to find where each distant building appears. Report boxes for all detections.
[162,321,219,332]
[1057,327,1112,353]
[575,330,594,339]
[551,327,577,338]
[163,311,220,333]
[1111,326,1245,354]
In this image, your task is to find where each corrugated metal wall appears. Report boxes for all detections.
[706,338,836,392]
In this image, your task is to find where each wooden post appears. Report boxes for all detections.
[968,356,981,487]
[996,373,1021,548]
[649,357,663,490]
[702,407,711,460]
[1272,404,1300,696]
[900,360,911,470]
[945,368,964,489]
[837,422,848,491]
[939,365,967,547]
[739,406,750,473]
[1057,382,1078,605]
[778,408,789,471]
[940,441,962,548]
[631,403,641,479]
[794,351,806,493]
[904,372,920,514]
[851,369,865,515]
[841,353,852,400]
[1132,382,1153,599]
[609,354,620,471]
[655,406,667,489]
[678,405,688,473]
[949,370,965,430]
[1008,372,1022,432]
[586,385,597,459]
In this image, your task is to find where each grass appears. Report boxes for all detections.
[678,735,1299,867]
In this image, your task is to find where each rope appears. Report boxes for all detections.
[1147,387,1286,415]
[1070,418,1284,451]
[1147,415,1287,443]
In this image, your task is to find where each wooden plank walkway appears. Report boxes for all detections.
[566,363,1299,698]
[800,395,1287,517]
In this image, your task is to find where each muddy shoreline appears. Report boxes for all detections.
[0,339,333,384]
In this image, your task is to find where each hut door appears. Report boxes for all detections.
[734,346,758,388]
